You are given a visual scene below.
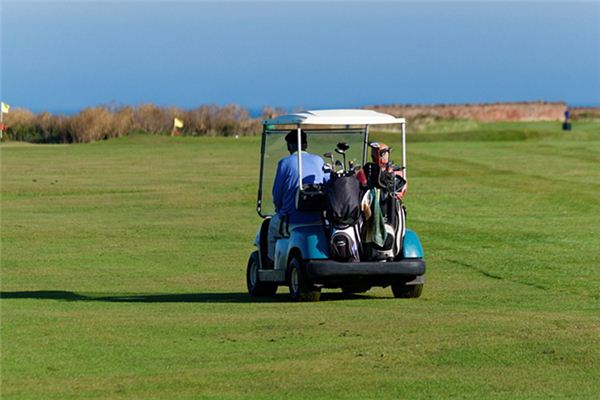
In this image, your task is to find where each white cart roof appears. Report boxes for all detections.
[264,109,405,126]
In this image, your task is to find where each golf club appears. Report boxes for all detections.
[323,152,335,167]
[334,148,345,172]
[334,160,344,175]
[335,142,350,172]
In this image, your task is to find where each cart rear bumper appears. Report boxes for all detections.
[306,259,425,280]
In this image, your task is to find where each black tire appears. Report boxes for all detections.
[247,251,278,297]
[391,282,423,298]
[288,255,321,302]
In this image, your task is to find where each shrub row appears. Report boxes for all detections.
[5,103,596,144]
[3,104,278,143]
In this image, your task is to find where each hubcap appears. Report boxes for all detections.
[290,263,299,294]
[250,260,258,288]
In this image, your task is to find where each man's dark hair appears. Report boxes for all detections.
[284,129,308,153]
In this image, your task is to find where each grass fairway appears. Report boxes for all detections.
[2,121,600,399]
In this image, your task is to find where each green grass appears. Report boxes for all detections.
[2,122,600,399]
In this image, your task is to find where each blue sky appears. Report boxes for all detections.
[1,1,599,113]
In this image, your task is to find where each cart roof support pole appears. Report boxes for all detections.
[297,124,303,189]
[257,125,267,218]
[401,122,407,179]
[363,125,369,166]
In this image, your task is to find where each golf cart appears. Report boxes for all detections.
[246,109,425,301]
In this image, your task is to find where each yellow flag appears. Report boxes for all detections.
[173,117,184,129]
[1,102,9,114]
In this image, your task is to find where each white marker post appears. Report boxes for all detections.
[0,102,10,140]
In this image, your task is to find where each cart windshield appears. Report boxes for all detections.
[259,128,365,217]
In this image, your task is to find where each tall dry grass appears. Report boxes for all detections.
[3,103,272,143]
[7,102,589,144]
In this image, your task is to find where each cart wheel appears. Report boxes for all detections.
[247,251,278,297]
[391,282,423,298]
[288,255,321,302]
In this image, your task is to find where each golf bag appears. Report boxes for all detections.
[329,225,361,263]
[362,192,405,261]
[324,175,362,262]
[361,164,406,261]
[384,192,406,259]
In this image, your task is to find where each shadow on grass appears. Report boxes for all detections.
[0,290,377,303]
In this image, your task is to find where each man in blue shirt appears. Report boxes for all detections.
[268,130,327,264]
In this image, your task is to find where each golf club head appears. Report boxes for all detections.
[322,163,333,173]
[323,152,335,166]
[334,148,345,155]
[335,160,343,171]
[336,142,350,151]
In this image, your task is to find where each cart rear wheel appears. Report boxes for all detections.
[391,282,423,298]
[288,255,321,302]
[247,251,278,297]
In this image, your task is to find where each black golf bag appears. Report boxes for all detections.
[324,175,362,262]
[361,163,406,261]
